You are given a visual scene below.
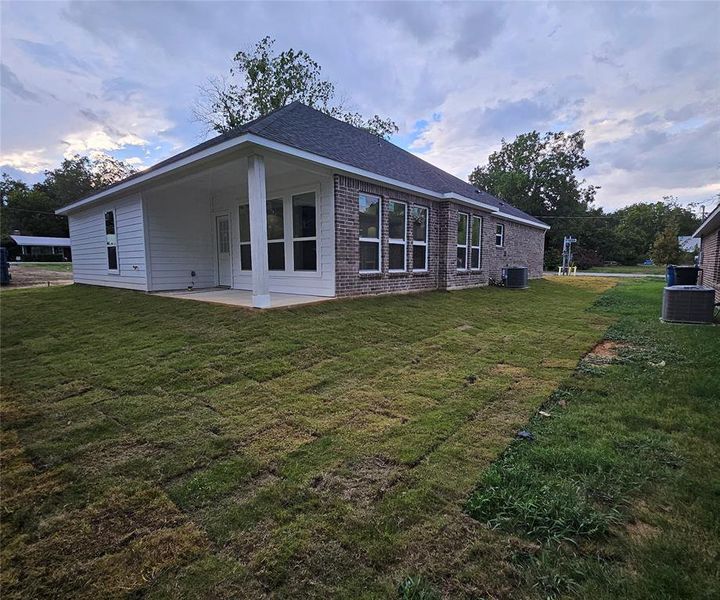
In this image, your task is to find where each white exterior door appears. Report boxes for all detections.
[216,215,232,287]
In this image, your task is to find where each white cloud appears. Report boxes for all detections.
[0,0,717,212]
[0,148,55,173]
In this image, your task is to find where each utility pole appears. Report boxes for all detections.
[561,236,577,275]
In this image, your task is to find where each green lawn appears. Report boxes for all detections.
[583,265,665,275]
[10,262,73,272]
[1,278,717,598]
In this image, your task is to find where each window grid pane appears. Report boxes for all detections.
[359,194,381,272]
[388,201,406,240]
[495,224,504,247]
[457,213,469,270]
[268,241,285,270]
[359,241,380,271]
[292,192,317,272]
[471,216,482,270]
[359,194,380,240]
[105,211,118,271]
[293,193,317,238]
[412,206,429,271]
[267,198,284,241]
[294,240,317,271]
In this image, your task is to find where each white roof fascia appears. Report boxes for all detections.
[55,132,550,231]
[693,203,720,238]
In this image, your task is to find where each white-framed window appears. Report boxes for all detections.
[495,223,505,247]
[457,212,469,270]
[292,191,317,271]
[411,205,429,272]
[471,216,482,270]
[104,210,118,273]
[388,200,407,272]
[267,198,285,271]
[238,204,251,270]
[359,193,381,272]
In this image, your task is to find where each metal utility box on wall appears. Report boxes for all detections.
[661,285,715,324]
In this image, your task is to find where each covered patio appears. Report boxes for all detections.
[140,146,337,308]
[154,287,331,309]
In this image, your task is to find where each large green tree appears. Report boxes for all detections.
[611,199,699,265]
[1,154,135,244]
[195,37,398,139]
[469,130,598,266]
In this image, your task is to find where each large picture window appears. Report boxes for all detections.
[267,198,285,271]
[292,192,317,271]
[470,216,482,270]
[238,205,251,270]
[457,212,469,270]
[104,210,118,272]
[495,223,505,247]
[388,200,407,272]
[359,193,381,272]
[411,205,428,271]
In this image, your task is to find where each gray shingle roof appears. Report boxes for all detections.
[238,102,545,226]
[63,101,546,227]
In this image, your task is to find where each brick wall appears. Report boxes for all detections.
[485,214,546,281]
[334,175,441,297]
[699,226,720,302]
[334,175,546,298]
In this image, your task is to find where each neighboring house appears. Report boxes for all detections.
[678,235,700,253]
[56,102,549,308]
[693,203,720,302]
[9,235,71,261]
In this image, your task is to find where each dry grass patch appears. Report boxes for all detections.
[311,456,406,508]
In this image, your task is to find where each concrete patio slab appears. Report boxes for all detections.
[154,288,331,309]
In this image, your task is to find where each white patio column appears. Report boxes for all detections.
[247,154,271,308]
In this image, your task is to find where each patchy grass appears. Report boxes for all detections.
[468,279,720,598]
[10,262,73,272]
[582,265,665,275]
[5,278,716,597]
[1,278,616,598]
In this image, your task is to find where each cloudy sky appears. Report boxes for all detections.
[1,1,718,211]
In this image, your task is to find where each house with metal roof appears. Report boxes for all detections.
[56,102,549,308]
[9,235,72,261]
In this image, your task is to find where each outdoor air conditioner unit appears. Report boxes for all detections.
[661,285,715,324]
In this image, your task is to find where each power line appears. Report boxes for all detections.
[0,206,64,216]
[531,215,618,219]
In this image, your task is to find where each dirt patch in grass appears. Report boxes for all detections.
[311,456,406,508]
[4,265,73,288]
[625,520,661,541]
[589,340,629,358]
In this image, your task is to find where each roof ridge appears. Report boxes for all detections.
[244,101,302,134]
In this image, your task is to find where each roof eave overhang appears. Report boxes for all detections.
[693,204,720,238]
[55,133,550,231]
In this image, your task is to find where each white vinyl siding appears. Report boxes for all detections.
[144,189,216,290]
[68,193,147,290]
